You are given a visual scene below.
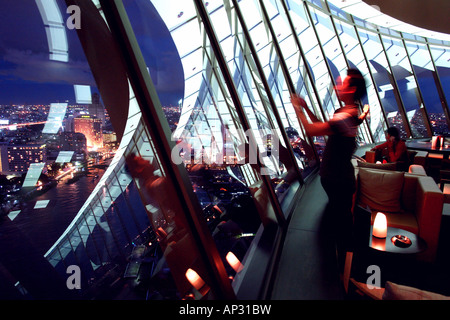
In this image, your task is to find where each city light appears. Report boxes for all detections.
[0,121,47,130]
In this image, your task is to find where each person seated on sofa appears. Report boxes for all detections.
[371,127,408,170]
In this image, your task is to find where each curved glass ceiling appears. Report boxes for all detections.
[327,0,450,42]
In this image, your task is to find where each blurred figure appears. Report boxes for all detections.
[125,153,186,243]
[291,68,369,273]
[126,153,208,297]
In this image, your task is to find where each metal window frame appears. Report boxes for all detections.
[99,0,237,299]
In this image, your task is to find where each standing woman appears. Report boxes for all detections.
[291,68,369,272]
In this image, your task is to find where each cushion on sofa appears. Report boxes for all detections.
[357,160,397,171]
[358,168,404,212]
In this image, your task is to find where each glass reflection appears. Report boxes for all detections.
[406,41,450,135]
[429,45,450,120]
[255,0,321,174]
[358,28,409,138]
[124,0,275,295]
[382,35,428,138]
[334,18,386,142]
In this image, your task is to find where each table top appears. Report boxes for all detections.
[406,140,450,155]
[369,227,427,254]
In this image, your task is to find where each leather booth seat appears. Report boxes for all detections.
[353,166,444,262]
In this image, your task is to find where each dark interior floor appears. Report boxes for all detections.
[269,173,345,300]
[270,171,450,300]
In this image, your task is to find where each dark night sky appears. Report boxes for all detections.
[0,1,91,105]
[0,0,184,107]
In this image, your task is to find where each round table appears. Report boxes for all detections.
[349,227,428,289]
[369,227,427,254]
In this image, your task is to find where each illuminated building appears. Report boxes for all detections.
[102,131,117,144]
[0,143,46,174]
[60,132,87,161]
[88,93,106,126]
[0,143,8,173]
[73,115,103,151]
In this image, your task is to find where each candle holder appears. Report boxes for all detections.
[371,236,386,251]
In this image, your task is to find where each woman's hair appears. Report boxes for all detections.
[386,127,400,141]
[347,68,367,101]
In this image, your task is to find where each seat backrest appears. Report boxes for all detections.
[356,168,405,213]
[402,173,419,213]
[354,168,426,215]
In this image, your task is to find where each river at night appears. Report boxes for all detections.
[0,166,107,298]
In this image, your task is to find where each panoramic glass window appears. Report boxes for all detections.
[0,0,190,300]
[0,0,150,298]
[429,44,450,114]
[254,0,321,174]
[405,41,450,135]
[381,34,429,138]
[357,28,410,138]
[289,2,336,118]
[333,17,386,142]
[207,1,308,191]
[122,0,288,297]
